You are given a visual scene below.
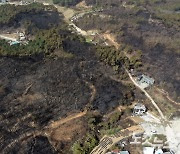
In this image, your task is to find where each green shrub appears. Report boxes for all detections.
[52,0,82,6]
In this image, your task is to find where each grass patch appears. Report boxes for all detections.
[100,127,122,136]
[149,134,167,143]
[85,36,93,43]
[53,49,74,58]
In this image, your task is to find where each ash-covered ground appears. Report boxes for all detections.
[0,44,131,153]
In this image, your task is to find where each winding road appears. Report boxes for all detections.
[125,69,165,120]
[157,87,180,105]
[3,1,180,153]
[54,4,180,152]
[102,32,165,120]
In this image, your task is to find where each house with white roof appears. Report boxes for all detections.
[143,147,155,154]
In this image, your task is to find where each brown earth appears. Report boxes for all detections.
[148,87,178,119]
[50,118,86,142]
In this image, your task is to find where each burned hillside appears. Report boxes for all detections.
[0,40,133,153]
[0,3,62,34]
[1,1,179,153]
[75,0,180,101]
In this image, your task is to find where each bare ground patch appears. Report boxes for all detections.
[50,118,86,142]
[16,93,43,103]
[148,87,177,119]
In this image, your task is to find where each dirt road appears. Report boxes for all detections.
[93,30,180,152]
[47,110,87,130]
[0,34,17,42]
[1,78,97,153]
[103,33,120,49]
[102,32,166,120]
[157,87,180,105]
[125,69,165,120]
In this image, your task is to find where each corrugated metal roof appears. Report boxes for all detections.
[141,75,154,83]
[120,151,130,154]
[10,41,20,46]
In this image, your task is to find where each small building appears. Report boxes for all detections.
[161,149,175,154]
[133,103,146,116]
[111,149,120,154]
[120,151,130,154]
[10,41,20,46]
[117,140,128,147]
[106,150,130,154]
[18,32,26,41]
[163,152,174,154]
[0,0,7,3]
[143,147,155,154]
[137,74,155,85]
[155,149,163,154]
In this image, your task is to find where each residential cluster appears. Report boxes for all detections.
[103,103,175,154]
[0,31,28,46]
[9,32,28,46]
[106,148,174,154]
[0,0,33,5]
